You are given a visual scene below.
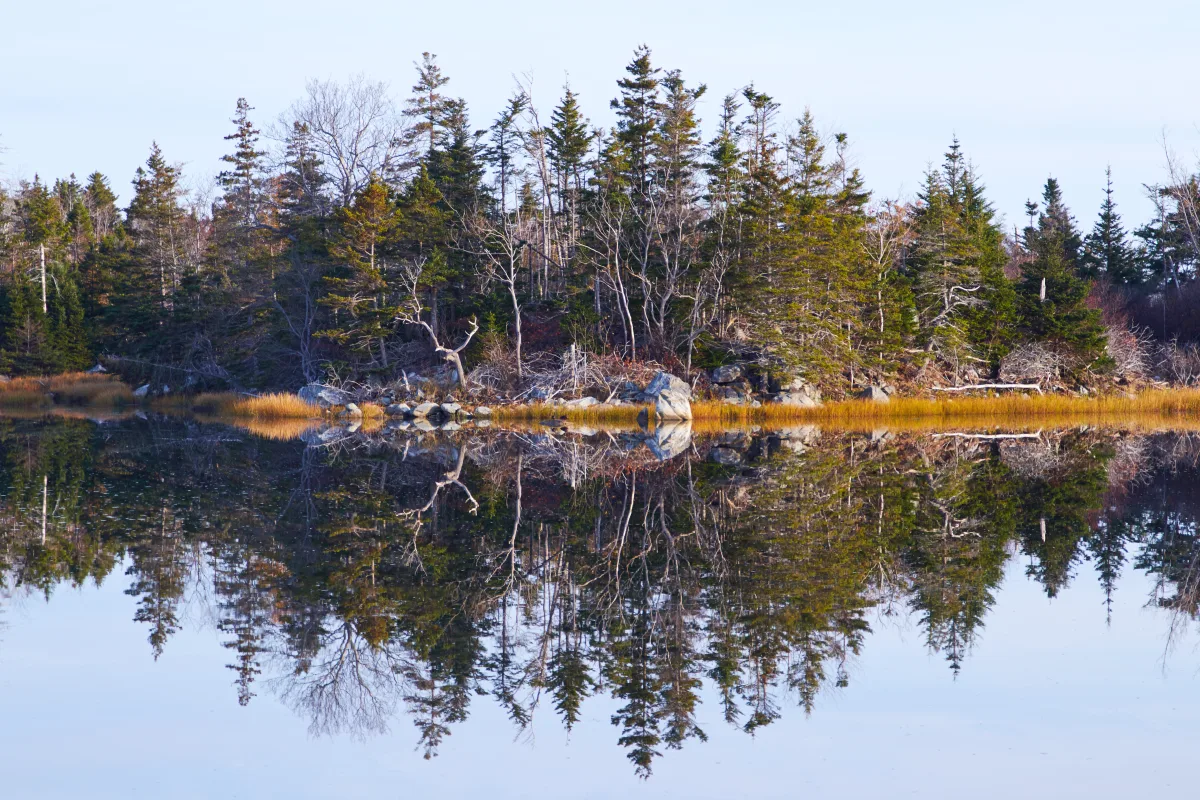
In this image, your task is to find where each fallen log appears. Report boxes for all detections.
[931,383,1042,394]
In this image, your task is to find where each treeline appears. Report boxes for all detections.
[2,48,1198,393]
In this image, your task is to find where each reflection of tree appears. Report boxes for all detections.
[5,418,1195,777]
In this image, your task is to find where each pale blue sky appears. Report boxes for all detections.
[4,0,1198,233]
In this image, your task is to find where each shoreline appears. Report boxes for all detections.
[6,373,1200,432]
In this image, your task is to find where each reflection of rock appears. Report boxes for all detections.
[777,425,821,453]
[708,446,743,465]
[300,425,353,446]
[711,364,744,384]
[646,421,693,460]
[298,383,352,408]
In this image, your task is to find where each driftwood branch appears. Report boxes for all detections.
[932,383,1043,394]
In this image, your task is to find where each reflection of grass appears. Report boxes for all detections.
[493,402,648,425]
[0,372,132,408]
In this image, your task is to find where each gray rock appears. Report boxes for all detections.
[711,364,744,384]
[412,402,440,418]
[564,396,599,408]
[716,387,744,404]
[298,383,352,408]
[0,375,9,383]
[343,402,362,418]
[133,384,150,399]
[386,403,411,417]
[646,372,692,420]
[440,401,463,416]
[85,363,107,374]
[857,386,891,403]
[474,406,492,417]
[656,391,692,420]
[646,421,693,461]
[645,371,691,400]
[772,387,822,407]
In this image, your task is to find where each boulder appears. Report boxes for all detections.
[711,364,744,384]
[474,406,493,417]
[656,392,692,420]
[298,383,352,409]
[564,396,599,409]
[645,371,691,400]
[645,372,692,421]
[716,387,744,405]
[857,386,891,403]
[412,402,440,418]
[440,401,463,416]
[386,403,412,417]
[342,402,362,419]
[772,383,822,407]
[85,363,107,374]
[133,384,150,399]
[646,421,693,461]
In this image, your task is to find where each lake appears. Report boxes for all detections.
[1,415,1199,798]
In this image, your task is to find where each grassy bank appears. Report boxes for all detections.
[495,391,1200,430]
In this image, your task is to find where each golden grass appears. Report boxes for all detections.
[229,392,321,420]
[493,391,1200,433]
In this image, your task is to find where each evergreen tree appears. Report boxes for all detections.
[319,175,403,367]
[405,52,452,158]
[1018,178,1109,373]
[1081,167,1141,284]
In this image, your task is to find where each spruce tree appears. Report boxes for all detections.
[319,175,402,367]
[1081,167,1140,284]
[1018,177,1108,374]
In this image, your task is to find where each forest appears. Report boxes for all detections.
[4,47,1200,399]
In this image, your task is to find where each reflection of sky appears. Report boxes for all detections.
[0,557,1194,799]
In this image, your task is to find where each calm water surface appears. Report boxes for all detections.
[1,416,1199,798]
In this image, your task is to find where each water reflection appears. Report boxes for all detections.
[1,417,1199,776]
